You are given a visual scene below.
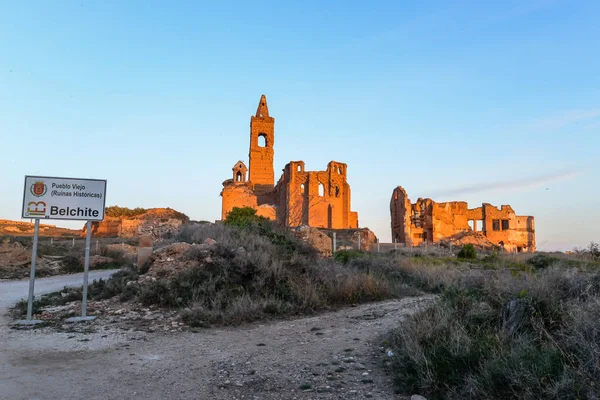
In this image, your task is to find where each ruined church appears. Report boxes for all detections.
[390,186,536,252]
[220,95,359,229]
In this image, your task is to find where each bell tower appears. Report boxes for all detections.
[249,94,275,192]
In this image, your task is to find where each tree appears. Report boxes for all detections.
[223,206,268,229]
[457,244,477,259]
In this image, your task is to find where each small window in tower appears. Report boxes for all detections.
[335,185,340,197]
[258,134,267,147]
[338,167,342,174]
[318,182,325,197]
[236,172,242,182]
[300,184,305,194]
[297,165,301,172]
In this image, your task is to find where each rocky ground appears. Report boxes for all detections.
[0,239,63,279]
[1,294,435,400]
[1,223,436,399]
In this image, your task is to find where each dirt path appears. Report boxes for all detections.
[0,295,435,400]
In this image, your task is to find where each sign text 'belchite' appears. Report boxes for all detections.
[22,176,107,221]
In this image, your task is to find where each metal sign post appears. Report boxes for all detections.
[65,221,96,322]
[16,175,107,326]
[80,221,93,319]
[16,219,44,325]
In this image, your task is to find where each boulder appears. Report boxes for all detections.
[502,299,527,336]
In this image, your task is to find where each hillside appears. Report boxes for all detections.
[0,219,80,237]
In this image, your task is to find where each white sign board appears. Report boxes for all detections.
[22,175,107,221]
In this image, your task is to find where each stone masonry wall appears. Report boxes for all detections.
[390,186,535,252]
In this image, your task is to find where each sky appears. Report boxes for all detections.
[1,0,598,251]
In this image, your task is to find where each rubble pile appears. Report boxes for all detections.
[32,298,186,333]
[0,238,61,279]
[440,231,497,250]
[88,207,190,240]
[23,238,224,332]
[145,238,218,279]
[294,225,332,257]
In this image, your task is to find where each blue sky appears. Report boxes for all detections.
[1,0,598,251]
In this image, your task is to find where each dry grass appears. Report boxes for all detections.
[137,222,418,327]
[384,254,600,400]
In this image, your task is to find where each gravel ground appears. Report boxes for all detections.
[1,273,434,400]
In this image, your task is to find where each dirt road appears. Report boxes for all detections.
[1,273,434,400]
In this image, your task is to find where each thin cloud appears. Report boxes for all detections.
[528,109,600,132]
[426,169,583,198]
[585,120,600,130]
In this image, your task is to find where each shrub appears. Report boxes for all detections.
[223,206,268,229]
[13,267,139,317]
[142,223,412,326]
[457,244,477,259]
[59,255,83,273]
[105,205,148,218]
[526,253,559,269]
[386,263,600,400]
[334,249,364,264]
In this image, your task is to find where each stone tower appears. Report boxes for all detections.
[248,94,275,192]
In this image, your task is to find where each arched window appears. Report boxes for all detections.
[258,133,267,147]
[318,182,325,197]
[297,165,302,172]
[236,172,242,182]
[300,184,305,194]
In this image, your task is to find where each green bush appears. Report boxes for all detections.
[223,206,268,229]
[59,255,83,273]
[105,205,148,218]
[334,249,364,264]
[457,244,477,259]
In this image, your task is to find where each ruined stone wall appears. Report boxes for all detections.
[319,227,378,251]
[480,204,535,251]
[431,201,470,242]
[221,94,360,231]
[89,208,189,239]
[481,204,516,247]
[390,186,412,244]
[220,182,278,221]
[390,186,535,252]
[277,161,357,229]
[90,217,121,237]
[349,212,358,229]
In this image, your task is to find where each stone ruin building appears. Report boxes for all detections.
[390,186,536,252]
[220,94,359,230]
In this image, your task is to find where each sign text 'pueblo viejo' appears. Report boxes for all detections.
[22,176,107,221]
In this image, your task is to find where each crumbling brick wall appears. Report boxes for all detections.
[390,186,535,252]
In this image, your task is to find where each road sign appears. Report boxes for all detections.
[17,175,107,325]
[22,176,107,221]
